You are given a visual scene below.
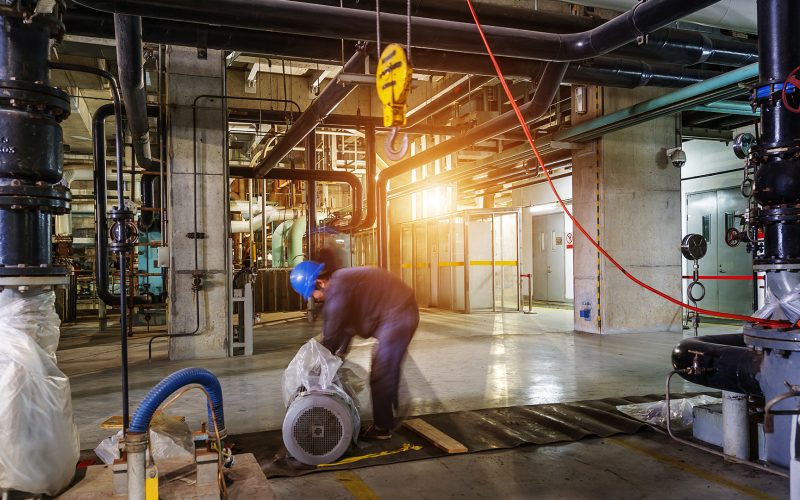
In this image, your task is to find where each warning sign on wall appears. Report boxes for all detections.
[566,232,573,250]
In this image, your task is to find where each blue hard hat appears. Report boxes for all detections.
[290,260,325,299]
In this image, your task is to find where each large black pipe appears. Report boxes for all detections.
[751,0,800,270]
[114,14,160,231]
[252,44,368,177]
[230,167,364,232]
[64,11,725,88]
[75,0,721,63]
[352,123,376,232]
[92,103,154,305]
[672,334,763,397]
[377,61,568,267]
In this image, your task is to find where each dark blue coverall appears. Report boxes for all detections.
[321,267,419,430]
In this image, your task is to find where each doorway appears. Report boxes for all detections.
[532,213,567,303]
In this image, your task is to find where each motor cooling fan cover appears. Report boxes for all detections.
[282,390,355,465]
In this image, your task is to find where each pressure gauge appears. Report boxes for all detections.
[681,233,707,261]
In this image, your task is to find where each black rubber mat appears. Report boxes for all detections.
[229,392,715,478]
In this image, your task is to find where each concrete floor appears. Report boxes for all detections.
[57,307,787,498]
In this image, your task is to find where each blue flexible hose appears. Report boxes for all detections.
[128,367,225,435]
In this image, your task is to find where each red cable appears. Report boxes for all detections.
[464,0,788,328]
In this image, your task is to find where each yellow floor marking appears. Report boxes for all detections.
[335,471,379,500]
[317,443,422,467]
[609,437,776,500]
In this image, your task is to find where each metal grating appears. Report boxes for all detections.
[292,406,344,456]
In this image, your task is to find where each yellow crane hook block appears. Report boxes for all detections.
[376,43,412,127]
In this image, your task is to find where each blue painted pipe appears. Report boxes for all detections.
[128,368,225,436]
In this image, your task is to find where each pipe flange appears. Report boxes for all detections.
[744,325,800,351]
[0,265,69,277]
[0,80,71,121]
[0,184,71,214]
[751,206,800,224]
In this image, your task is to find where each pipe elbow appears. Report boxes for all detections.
[129,367,226,437]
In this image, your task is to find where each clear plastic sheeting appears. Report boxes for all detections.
[282,338,346,406]
[95,414,195,465]
[616,395,721,431]
[282,339,360,442]
[754,284,800,324]
[0,292,80,496]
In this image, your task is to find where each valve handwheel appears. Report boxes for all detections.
[781,64,800,114]
[725,227,741,248]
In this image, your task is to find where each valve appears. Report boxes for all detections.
[725,227,742,248]
[781,64,800,114]
[376,43,412,160]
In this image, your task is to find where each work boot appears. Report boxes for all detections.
[361,424,392,440]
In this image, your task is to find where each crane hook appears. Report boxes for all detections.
[385,126,408,161]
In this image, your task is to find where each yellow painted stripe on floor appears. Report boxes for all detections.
[469,260,518,266]
[608,438,776,500]
[335,471,379,500]
[438,261,465,267]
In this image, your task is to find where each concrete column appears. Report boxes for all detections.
[166,47,229,359]
[572,86,682,333]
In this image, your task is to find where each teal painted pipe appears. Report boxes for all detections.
[554,63,759,143]
[287,215,307,267]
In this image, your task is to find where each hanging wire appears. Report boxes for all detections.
[375,0,381,58]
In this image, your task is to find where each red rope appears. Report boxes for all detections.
[464,0,787,328]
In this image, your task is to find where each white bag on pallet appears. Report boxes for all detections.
[0,292,79,496]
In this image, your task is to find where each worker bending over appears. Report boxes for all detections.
[291,262,419,440]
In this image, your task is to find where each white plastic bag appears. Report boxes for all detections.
[94,415,194,465]
[616,395,721,431]
[281,338,345,406]
[755,284,800,324]
[0,292,80,496]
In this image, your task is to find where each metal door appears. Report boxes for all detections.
[532,213,566,302]
[716,188,752,315]
[467,214,494,311]
[686,191,720,311]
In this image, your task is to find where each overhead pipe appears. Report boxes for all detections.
[407,76,494,128]
[230,206,298,233]
[231,167,364,232]
[74,0,739,65]
[65,10,749,83]
[228,108,464,136]
[114,14,161,231]
[92,103,156,305]
[376,61,568,268]
[252,44,368,178]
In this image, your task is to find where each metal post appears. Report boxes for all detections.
[723,391,750,460]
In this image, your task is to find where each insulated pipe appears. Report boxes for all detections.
[230,206,298,233]
[252,44,368,178]
[671,334,763,396]
[376,61,568,268]
[288,215,307,266]
[113,14,161,231]
[74,0,725,63]
[231,167,364,232]
[272,220,292,267]
[92,103,155,305]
